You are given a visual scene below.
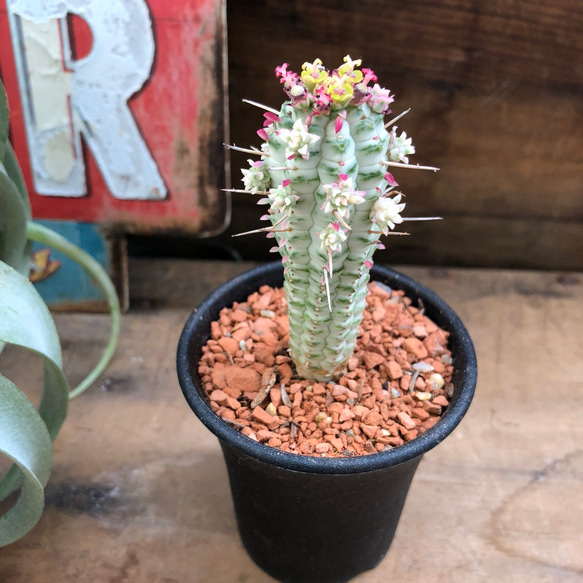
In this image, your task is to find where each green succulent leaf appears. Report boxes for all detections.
[0,80,9,161]
[26,222,121,399]
[0,261,69,502]
[0,373,52,547]
[2,142,31,218]
[0,160,30,275]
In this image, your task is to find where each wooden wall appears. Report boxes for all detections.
[218,0,583,271]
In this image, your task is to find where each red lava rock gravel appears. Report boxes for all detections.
[197,282,455,458]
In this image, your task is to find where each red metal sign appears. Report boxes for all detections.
[0,0,229,236]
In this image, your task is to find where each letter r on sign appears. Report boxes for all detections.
[7,0,167,200]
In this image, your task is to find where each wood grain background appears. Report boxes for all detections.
[215,0,583,270]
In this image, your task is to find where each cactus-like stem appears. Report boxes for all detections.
[236,56,437,381]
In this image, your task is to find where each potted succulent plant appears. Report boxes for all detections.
[0,79,120,546]
[177,57,477,583]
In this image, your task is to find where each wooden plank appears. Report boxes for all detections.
[224,0,583,270]
[0,260,581,581]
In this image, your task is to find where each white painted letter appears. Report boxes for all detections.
[7,0,167,200]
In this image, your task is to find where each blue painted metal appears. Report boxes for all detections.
[31,220,112,308]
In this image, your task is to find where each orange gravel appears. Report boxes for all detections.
[198,282,454,457]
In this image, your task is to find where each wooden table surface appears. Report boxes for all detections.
[1,260,581,582]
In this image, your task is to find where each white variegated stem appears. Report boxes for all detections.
[381,161,440,172]
[402,216,443,221]
[248,81,437,382]
[221,188,270,195]
[242,99,280,115]
[384,108,411,128]
[224,144,265,156]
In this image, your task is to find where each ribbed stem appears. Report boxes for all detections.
[265,107,389,381]
[245,57,423,381]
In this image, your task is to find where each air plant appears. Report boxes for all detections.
[0,79,120,546]
[225,56,439,382]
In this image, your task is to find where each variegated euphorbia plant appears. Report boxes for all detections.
[227,56,438,382]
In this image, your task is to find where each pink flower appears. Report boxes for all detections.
[369,83,394,114]
[275,63,293,81]
[312,87,332,115]
[362,68,377,85]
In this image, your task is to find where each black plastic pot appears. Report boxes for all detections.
[177,262,477,583]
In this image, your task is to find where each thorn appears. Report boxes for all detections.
[402,216,443,221]
[328,249,334,278]
[221,188,269,195]
[270,214,288,228]
[333,211,351,230]
[381,161,440,172]
[243,99,280,115]
[323,267,332,311]
[232,226,292,238]
[224,144,265,156]
[384,108,411,128]
[368,229,411,236]
[268,166,297,171]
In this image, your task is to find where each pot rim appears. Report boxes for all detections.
[177,262,477,475]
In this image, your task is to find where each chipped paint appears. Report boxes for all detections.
[7,0,167,200]
[0,0,230,236]
[43,130,75,182]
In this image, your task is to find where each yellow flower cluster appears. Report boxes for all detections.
[301,55,365,107]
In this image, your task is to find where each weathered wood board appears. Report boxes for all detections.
[0,260,581,581]
[223,0,583,271]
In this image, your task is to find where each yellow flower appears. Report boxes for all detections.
[325,76,354,107]
[337,55,363,80]
[301,58,328,91]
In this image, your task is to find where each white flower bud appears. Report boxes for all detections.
[241,160,271,193]
[278,119,320,160]
[371,194,406,235]
[319,222,347,253]
[388,130,415,164]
